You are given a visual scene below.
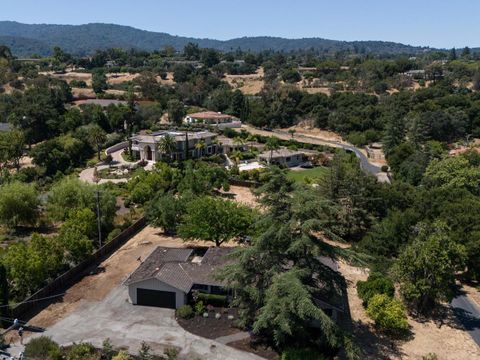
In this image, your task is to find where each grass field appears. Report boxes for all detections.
[287,166,329,183]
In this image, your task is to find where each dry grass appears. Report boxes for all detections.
[224,67,264,95]
[339,261,480,360]
[106,72,140,85]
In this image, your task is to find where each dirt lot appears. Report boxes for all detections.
[339,261,480,360]
[40,71,93,86]
[106,72,140,85]
[224,68,264,95]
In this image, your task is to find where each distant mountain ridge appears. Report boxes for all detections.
[0,21,434,57]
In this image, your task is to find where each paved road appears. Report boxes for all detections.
[451,289,480,346]
[243,127,383,176]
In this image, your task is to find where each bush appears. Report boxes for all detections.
[107,228,122,242]
[281,348,328,360]
[381,165,389,172]
[195,300,205,315]
[357,273,395,306]
[195,293,228,307]
[112,351,133,360]
[177,304,194,319]
[24,336,62,360]
[66,342,97,360]
[366,294,409,332]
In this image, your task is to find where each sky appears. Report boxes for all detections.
[1,0,479,49]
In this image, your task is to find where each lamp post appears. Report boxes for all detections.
[93,167,102,248]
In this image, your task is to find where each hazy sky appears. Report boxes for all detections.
[1,0,479,48]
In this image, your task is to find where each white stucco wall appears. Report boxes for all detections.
[128,278,187,309]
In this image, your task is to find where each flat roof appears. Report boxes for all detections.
[187,111,238,120]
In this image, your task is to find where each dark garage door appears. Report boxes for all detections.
[136,288,176,309]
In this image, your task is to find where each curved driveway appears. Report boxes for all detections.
[243,126,382,176]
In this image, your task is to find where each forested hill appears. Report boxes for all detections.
[0,21,432,57]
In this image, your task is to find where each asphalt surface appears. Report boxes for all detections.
[451,290,480,346]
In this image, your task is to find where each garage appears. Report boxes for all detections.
[136,288,176,309]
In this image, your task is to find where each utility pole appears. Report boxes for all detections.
[93,167,102,248]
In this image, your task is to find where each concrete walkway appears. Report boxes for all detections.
[22,286,263,360]
[215,331,250,345]
[78,165,128,185]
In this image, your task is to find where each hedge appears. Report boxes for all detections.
[196,293,228,307]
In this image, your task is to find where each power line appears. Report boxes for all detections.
[0,292,66,308]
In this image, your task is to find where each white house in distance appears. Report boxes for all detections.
[184,111,242,129]
[131,130,219,162]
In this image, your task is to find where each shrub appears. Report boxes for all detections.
[66,342,97,360]
[366,294,409,332]
[112,351,133,360]
[195,293,228,307]
[24,336,62,360]
[177,304,194,319]
[281,348,328,360]
[357,273,395,306]
[381,165,389,172]
[195,300,205,315]
[107,228,122,242]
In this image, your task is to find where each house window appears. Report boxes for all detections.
[210,286,226,295]
[192,284,209,293]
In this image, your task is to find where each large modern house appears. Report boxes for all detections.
[131,130,219,162]
[125,247,233,309]
[184,111,242,129]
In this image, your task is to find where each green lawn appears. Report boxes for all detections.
[287,166,329,183]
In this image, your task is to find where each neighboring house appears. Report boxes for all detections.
[259,148,306,167]
[131,130,219,162]
[125,247,234,309]
[402,69,426,79]
[365,142,385,161]
[184,111,242,129]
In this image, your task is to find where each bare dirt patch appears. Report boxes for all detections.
[285,121,344,143]
[27,225,231,329]
[225,185,258,208]
[106,73,140,85]
[71,87,95,98]
[40,71,92,86]
[224,68,264,95]
[339,260,480,360]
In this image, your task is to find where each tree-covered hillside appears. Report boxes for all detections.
[0,21,433,57]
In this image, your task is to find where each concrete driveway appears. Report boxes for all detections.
[27,286,262,360]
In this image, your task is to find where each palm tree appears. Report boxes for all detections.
[231,150,242,165]
[265,137,280,163]
[88,125,107,161]
[195,140,206,157]
[157,133,177,162]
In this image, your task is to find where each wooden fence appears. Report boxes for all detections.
[12,217,147,320]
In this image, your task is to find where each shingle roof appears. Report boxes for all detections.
[125,247,193,285]
[259,148,305,159]
[125,247,234,292]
